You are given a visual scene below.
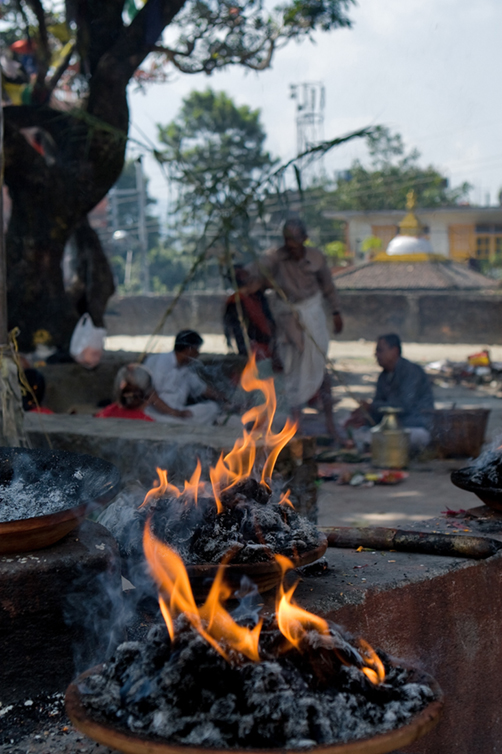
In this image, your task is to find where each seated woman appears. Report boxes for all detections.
[95,364,154,421]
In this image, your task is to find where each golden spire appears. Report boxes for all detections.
[399,190,423,237]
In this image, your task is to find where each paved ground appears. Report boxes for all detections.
[316,460,478,528]
[105,335,502,529]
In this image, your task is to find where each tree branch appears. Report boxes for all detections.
[46,42,76,96]
[25,0,51,97]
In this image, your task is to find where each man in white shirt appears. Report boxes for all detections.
[145,330,222,424]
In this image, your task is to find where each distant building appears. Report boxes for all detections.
[326,204,502,264]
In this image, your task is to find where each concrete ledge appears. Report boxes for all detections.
[292,546,502,754]
[104,290,502,345]
[0,521,121,701]
[25,413,244,486]
[25,414,318,519]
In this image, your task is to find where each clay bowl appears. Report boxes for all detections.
[66,663,443,754]
[186,537,328,600]
[450,466,502,511]
[0,447,120,554]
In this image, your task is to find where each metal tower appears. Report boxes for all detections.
[289,81,325,160]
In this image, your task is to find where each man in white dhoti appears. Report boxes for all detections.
[144,330,222,425]
[246,219,343,438]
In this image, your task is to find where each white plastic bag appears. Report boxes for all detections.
[69,313,106,369]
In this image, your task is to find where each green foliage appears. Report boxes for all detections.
[324,240,347,258]
[158,88,275,226]
[361,235,383,252]
[333,126,471,210]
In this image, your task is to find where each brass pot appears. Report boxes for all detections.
[370,408,410,469]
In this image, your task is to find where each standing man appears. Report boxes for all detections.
[246,218,343,437]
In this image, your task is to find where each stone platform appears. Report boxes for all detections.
[1,510,501,752]
[1,521,500,753]
[24,413,318,520]
[0,521,121,703]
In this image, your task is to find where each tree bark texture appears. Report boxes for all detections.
[3,0,187,350]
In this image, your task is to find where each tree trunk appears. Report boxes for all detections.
[3,102,127,351]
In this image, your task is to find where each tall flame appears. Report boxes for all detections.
[140,354,297,514]
[139,467,181,509]
[144,526,384,684]
[209,355,297,505]
[143,520,261,662]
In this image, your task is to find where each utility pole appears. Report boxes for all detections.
[135,157,149,294]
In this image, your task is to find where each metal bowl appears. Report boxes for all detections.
[0,447,120,553]
[66,662,443,754]
[450,466,502,511]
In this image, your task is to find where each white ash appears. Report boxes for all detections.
[101,478,322,566]
[80,618,436,749]
[0,470,86,522]
[466,451,502,487]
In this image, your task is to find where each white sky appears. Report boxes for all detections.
[127,0,502,224]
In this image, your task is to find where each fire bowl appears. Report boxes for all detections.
[186,537,328,600]
[0,447,120,553]
[66,663,443,754]
[450,466,502,511]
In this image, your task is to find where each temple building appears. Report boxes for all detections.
[330,193,500,344]
[327,195,502,264]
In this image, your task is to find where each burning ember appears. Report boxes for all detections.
[102,356,323,570]
[77,530,437,749]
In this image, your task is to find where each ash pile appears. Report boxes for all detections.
[80,617,436,749]
[465,450,502,487]
[100,477,322,567]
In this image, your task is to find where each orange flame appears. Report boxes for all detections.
[275,555,330,649]
[278,489,295,509]
[209,355,297,505]
[143,523,385,684]
[139,467,181,509]
[274,555,385,685]
[140,462,206,510]
[358,639,386,685]
[182,459,203,505]
[143,520,261,662]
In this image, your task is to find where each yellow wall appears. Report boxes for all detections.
[448,224,475,260]
[371,225,397,250]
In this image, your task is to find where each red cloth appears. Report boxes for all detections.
[227,292,273,338]
[94,403,153,421]
[29,406,54,414]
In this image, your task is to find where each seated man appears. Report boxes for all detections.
[95,363,154,421]
[348,333,434,449]
[144,330,223,424]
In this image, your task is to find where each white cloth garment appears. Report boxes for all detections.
[273,291,329,409]
[144,351,219,425]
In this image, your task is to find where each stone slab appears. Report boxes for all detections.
[0,521,122,702]
[25,415,319,519]
[287,543,502,754]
